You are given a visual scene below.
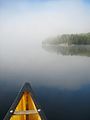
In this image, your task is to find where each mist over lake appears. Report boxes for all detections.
[0,0,90,120]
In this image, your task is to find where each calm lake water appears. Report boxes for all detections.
[0,43,90,120]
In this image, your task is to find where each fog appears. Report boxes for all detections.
[0,0,90,42]
[0,0,90,90]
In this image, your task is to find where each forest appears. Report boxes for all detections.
[43,33,90,45]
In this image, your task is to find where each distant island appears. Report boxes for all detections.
[42,33,90,45]
[42,33,90,57]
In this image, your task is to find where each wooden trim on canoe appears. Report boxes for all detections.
[14,110,38,115]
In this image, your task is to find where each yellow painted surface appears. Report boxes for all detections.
[10,92,42,120]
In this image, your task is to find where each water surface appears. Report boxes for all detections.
[0,43,90,120]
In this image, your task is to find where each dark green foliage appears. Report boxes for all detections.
[43,33,90,45]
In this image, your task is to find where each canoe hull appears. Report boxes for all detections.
[4,83,46,120]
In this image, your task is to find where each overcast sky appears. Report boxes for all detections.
[0,0,90,42]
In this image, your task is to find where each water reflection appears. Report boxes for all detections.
[42,45,90,57]
[1,82,90,120]
[0,43,90,120]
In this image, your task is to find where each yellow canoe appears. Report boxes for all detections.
[4,83,46,120]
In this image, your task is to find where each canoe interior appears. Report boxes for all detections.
[10,91,41,120]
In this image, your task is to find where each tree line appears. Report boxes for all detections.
[42,33,90,45]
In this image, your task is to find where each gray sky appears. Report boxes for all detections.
[0,0,90,43]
